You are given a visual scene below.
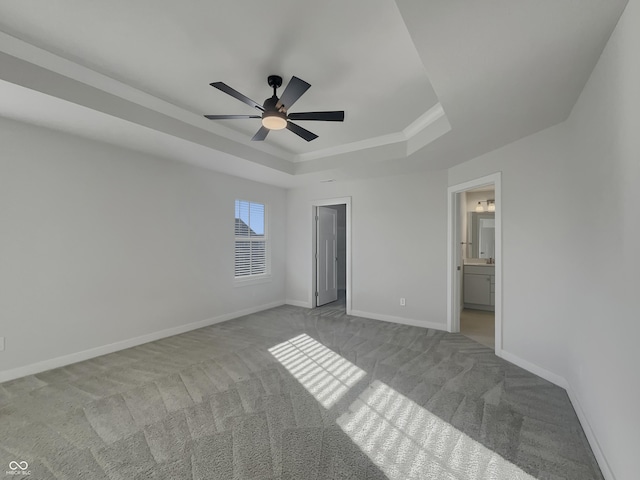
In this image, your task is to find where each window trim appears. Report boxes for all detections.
[233,272,272,287]
[233,199,271,285]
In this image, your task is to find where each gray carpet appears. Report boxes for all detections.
[0,301,602,479]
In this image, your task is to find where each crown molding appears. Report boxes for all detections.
[0,30,449,170]
[293,103,448,163]
[0,30,295,160]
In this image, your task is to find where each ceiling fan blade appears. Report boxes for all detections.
[210,82,264,111]
[286,121,318,142]
[287,111,345,122]
[276,76,311,110]
[204,115,261,120]
[251,126,270,141]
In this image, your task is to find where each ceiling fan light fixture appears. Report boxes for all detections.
[205,75,344,141]
[262,111,287,130]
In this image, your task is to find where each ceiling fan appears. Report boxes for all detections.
[204,75,344,142]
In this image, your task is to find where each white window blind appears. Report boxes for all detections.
[234,200,267,277]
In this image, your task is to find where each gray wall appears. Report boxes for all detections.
[286,171,448,328]
[0,118,286,377]
[449,1,640,476]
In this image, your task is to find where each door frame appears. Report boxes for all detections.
[310,197,351,314]
[447,172,502,355]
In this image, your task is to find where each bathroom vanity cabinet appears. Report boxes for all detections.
[463,264,495,311]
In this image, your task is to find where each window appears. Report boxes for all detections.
[234,200,268,278]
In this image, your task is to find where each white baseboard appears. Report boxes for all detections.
[499,349,614,480]
[0,301,616,480]
[499,349,568,388]
[285,299,312,308]
[350,309,447,331]
[0,300,284,383]
[565,382,616,480]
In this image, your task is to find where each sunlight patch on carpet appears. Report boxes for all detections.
[337,380,536,480]
[269,334,365,408]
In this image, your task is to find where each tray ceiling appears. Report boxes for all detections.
[0,0,628,187]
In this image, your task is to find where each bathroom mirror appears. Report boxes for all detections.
[468,212,495,259]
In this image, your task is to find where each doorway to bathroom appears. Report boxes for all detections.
[447,173,502,354]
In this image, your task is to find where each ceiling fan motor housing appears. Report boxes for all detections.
[263,96,280,112]
[261,94,287,129]
[267,75,283,89]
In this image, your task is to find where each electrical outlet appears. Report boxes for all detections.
[400,298,406,306]
[0,337,4,351]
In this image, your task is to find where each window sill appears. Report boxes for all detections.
[234,274,272,287]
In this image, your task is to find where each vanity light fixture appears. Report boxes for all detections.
[475,199,496,213]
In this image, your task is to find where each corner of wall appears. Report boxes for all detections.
[564,382,617,480]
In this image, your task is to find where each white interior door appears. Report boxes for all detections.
[317,206,338,306]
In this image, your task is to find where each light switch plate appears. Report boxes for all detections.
[0,337,4,351]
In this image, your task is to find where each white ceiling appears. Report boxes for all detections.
[0,0,628,187]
